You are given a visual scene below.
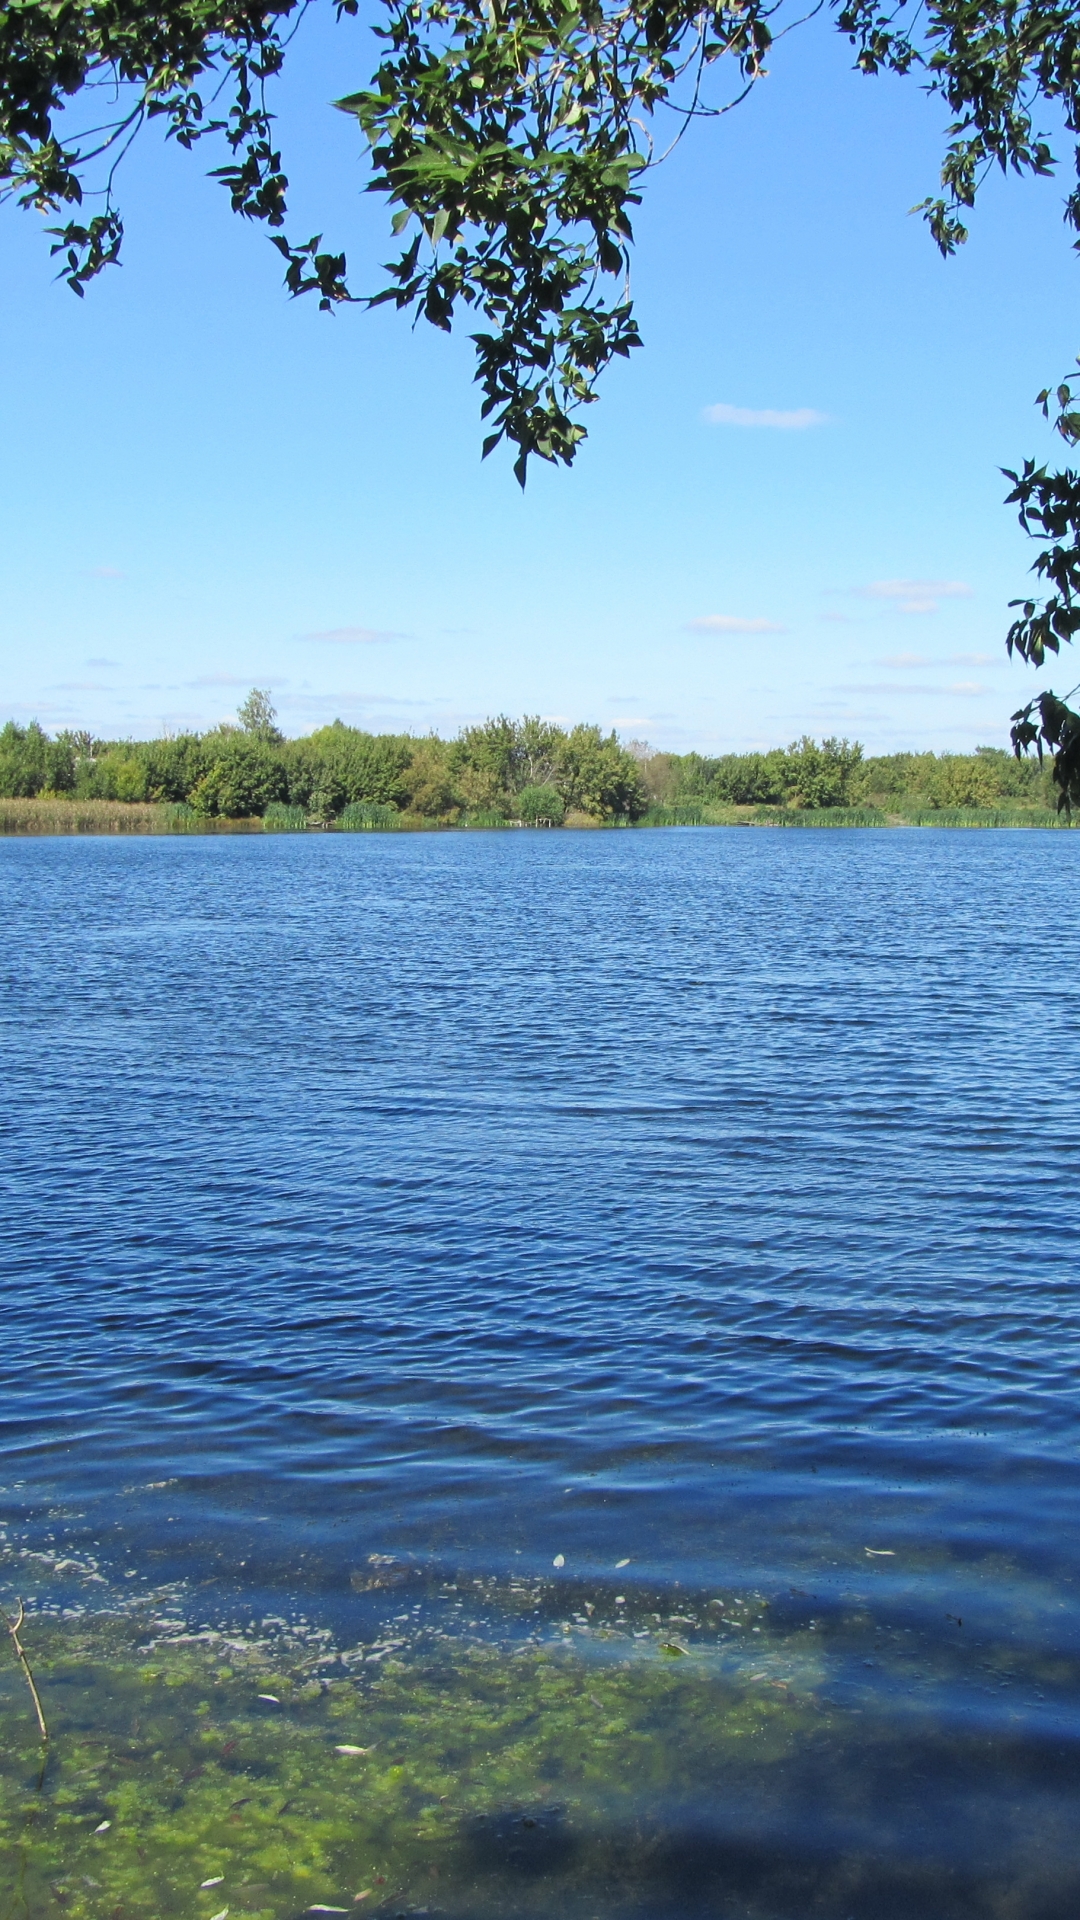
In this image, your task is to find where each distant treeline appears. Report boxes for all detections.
[0,698,1057,826]
[640,738,1054,814]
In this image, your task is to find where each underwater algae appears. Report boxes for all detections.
[2,1574,1078,1920]
[0,1586,829,1920]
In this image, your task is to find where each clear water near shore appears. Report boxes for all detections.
[2,827,1079,1918]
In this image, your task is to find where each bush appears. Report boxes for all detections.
[518,783,565,824]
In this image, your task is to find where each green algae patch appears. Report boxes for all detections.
[0,1611,825,1920]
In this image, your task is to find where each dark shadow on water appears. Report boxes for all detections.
[461,1801,576,1877]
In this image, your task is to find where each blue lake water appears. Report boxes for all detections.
[2,826,1079,1916]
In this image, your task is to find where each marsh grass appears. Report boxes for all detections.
[460,809,510,828]
[901,806,1073,828]
[0,798,169,835]
[0,799,266,835]
[338,803,404,831]
[752,807,888,828]
[637,805,709,826]
[2,798,1075,837]
[262,804,308,833]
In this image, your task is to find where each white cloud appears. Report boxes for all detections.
[882,652,931,668]
[704,403,828,430]
[686,615,785,634]
[186,673,267,688]
[300,626,403,644]
[861,579,972,616]
[830,680,992,700]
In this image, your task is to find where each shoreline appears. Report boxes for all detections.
[0,799,1074,837]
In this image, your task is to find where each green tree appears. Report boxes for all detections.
[782,737,863,809]
[237,688,283,743]
[453,714,566,810]
[74,750,149,801]
[0,721,74,796]
[282,724,414,810]
[927,755,1002,810]
[555,724,646,819]
[402,736,459,817]
[189,739,286,815]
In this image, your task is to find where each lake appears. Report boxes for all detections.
[2,827,1078,1920]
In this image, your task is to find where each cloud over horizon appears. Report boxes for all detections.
[704,403,828,430]
[686,614,785,634]
[861,579,973,616]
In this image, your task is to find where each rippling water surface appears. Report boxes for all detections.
[2,828,1079,1919]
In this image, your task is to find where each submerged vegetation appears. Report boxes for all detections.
[2,1560,1075,1920]
[0,698,1069,832]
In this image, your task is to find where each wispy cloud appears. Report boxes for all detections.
[281,690,431,715]
[951,650,994,665]
[882,652,932,668]
[86,656,119,669]
[829,680,991,700]
[860,579,972,616]
[686,614,785,634]
[89,565,123,579]
[704,403,828,430]
[299,626,404,644]
[185,673,265,689]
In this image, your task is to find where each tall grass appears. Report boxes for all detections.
[338,801,403,830]
[0,799,265,834]
[753,807,888,828]
[262,803,308,832]
[0,798,167,834]
[903,807,1073,829]
[460,808,510,828]
[638,804,708,826]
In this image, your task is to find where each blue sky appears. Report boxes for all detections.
[1,7,1077,753]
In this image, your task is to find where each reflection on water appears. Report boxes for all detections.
[2,827,1080,1915]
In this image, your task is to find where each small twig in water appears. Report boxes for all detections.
[4,1599,49,1742]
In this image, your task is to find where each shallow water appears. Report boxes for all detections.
[2,827,1079,1918]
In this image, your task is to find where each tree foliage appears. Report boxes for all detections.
[0,697,646,820]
